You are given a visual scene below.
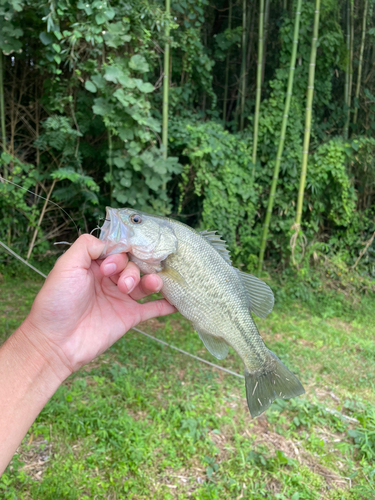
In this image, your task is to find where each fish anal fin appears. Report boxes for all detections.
[244,350,305,418]
[196,328,229,360]
[236,270,275,319]
[200,230,232,265]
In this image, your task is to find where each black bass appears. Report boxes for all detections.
[99,208,305,417]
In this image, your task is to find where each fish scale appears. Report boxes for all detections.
[99,207,305,417]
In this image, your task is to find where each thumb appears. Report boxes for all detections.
[55,234,106,272]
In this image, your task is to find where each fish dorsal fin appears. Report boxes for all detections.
[196,328,229,360]
[236,270,274,318]
[200,230,232,265]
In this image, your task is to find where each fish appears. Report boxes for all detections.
[99,207,305,417]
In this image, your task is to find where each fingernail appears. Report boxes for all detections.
[124,276,135,293]
[103,263,117,276]
[156,278,163,292]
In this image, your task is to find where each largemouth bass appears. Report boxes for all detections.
[99,208,305,417]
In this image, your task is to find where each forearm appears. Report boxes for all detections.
[0,324,65,475]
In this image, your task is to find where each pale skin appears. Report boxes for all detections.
[0,234,176,476]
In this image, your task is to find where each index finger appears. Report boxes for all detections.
[55,234,105,271]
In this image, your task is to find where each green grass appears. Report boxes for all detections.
[1,275,375,499]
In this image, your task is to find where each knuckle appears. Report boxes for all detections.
[78,233,97,245]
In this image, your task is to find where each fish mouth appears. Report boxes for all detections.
[99,207,131,258]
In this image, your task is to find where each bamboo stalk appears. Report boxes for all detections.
[344,0,353,138]
[162,0,170,191]
[26,179,57,261]
[353,0,368,124]
[252,0,265,174]
[162,0,171,160]
[258,0,302,272]
[294,0,320,230]
[0,53,7,179]
[261,0,270,84]
[344,0,350,114]
[223,0,232,122]
[240,0,247,131]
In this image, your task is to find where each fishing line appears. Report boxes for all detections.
[0,176,80,236]
[0,245,361,425]
[132,327,244,379]
[0,243,363,424]
[0,240,48,279]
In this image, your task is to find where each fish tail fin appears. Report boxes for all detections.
[245,350,305,418]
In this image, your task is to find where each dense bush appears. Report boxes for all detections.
[0,0,375,285]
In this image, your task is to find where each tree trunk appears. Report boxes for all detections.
[258,0,302,272]
[353,0,368,125]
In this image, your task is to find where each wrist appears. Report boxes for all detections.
[8,320,71,395]
[0,322,68,475]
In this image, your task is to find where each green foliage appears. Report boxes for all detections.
[0,0,24,54]
[171,119,259,268]
[307,139,356,228]
[0,0,374,286]
[0,153,40,247]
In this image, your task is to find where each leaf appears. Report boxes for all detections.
[104,7,115,20]
[129,54,149,73]
[113,88,129,107]
[85,80,97,93]
[113,157,126,168]
[118,127,134,141]
[95,13,106,24]
[136,81,154,93]
[53,55,61,64]
[39,32,53,46]
[91,74,106,89]
[118,74,136,88]
[52,43,61,53]
[104,65,123,83]
[92,97,110,116]
[1,152,13,164]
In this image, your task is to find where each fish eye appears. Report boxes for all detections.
[130,214,142,224]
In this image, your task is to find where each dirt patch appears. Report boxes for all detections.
[15,434,52,481]
[327,318,354,334]
[249,422,350,491]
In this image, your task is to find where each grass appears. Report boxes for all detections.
[0,273,375,499]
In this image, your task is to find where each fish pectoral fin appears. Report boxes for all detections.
[195,329,229,360]
[159,264,186,286]
[236,270,275,319]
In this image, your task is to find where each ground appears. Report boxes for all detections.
[0,273,374,499]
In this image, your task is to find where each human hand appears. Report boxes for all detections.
[19,234,176,381]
